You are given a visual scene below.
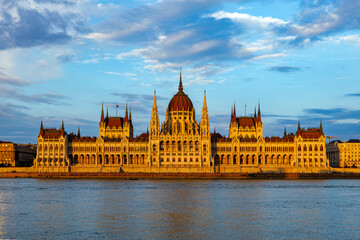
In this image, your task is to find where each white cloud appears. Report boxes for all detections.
[326,34,360,46]
[155,30,194,46]
[209,11,287,29]
[140,82,152,87]
[241,39,276,53]
[144,61,184,71]
[84,32,116,40]
[0,47,65,81]
[251,53,287,61]
[103,71,137,77]
[75,58,99,64]
[332,119,360,124]
[291,13,339,37]
[116,49,146,60]
[0,71,29,86]
[184,78,216,86]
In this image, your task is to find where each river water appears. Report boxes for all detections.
[0,179,359,239]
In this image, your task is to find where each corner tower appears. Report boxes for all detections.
[229,103,263,139]
[98,104,133,139]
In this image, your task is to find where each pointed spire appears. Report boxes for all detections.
[61,120,64,130]
[320,120,323,134]
[231,102,237,123]
[77,127,80,137]
[178,68,183,92]
[200,90,210,135]
[106,106,109,118]
[254,107,257,118]
[284,126,287,136]
[231,103,237,123]
[146,127,149,134]
[150,91,159,135]
[297,120,301,132]
[153,91,157,110]
[258,102,261,121]
[125,103,129,122]
[233,102,236,117]
[40,120,44,136]
[129,107,132,121]
[101,103,104,122]
[202,90,207,110]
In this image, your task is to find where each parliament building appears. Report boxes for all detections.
[34,74,329,173]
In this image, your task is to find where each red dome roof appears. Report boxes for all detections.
[168,74,193,111]
[168,91,193,111]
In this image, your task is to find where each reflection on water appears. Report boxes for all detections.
[0,192,7,237]
[0,179,359,239]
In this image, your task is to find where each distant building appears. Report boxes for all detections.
[327,139,360,168]
[34,74,328,173]
[0,141,36,167]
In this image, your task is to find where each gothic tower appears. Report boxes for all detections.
[150,91,160,136]
[200,91,210,136]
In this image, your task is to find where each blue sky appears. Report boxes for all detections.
[1,0,360,143]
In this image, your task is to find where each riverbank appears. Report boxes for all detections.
[1,171,360,179]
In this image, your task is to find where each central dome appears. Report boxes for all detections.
[168,74,193,111]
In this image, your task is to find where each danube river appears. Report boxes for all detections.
[0,179,359,239]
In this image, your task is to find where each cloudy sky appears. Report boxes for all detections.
[1,0,360,143]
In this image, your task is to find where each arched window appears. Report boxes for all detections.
[203,144,207,152]
[195,141,199,151]
[315,145,318,151]
[320,145,324,151]
[298,145,301,151]
[153,144,156,151]
[309,145,313,151]
[303,145,307,151]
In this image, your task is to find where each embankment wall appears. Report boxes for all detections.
[1,166,360,175]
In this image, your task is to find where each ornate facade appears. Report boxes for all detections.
[34,74,329,173]
[327,140,360,168]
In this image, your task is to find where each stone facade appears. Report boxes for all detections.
[34,75,329,173]
[0,141,36,167]
[327,140,360,168]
